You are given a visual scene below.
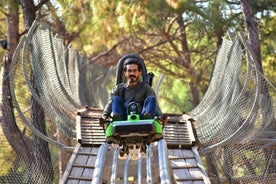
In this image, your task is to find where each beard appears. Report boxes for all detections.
[129,75,138,82]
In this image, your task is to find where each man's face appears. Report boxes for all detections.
[124,64,141,85]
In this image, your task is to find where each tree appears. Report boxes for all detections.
[0,0,35,179]
[22,0,54,181]
[0,0,55,182]
[0,0,32,164]
[241,0,276,174]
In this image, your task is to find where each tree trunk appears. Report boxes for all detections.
[240,0,276,174]
[176,12,220,180]
[0,0,33,162]
[0,60,34,159]
[176,14,201,107]
[31,79,54,182]
[21,0,54,182]
[211,1,224,47]
[205,153,220,184]
[21,0,36,30]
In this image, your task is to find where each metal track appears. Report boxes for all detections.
[91,140,173,184]
[60,108,210,184]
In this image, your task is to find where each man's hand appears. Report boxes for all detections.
[157,114,168,125]
[99,114,109,126]
[102,114,108,120]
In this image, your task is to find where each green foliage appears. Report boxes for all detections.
[149,67,193,113]
[0,127,15,176]
[159,77,192,113]
[0,4,7,65]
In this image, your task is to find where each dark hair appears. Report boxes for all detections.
[123,58,142,71]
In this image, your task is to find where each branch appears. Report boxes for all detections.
[90,41,123,62]
[35,0,49,11]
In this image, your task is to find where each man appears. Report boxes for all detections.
[102,57,162,121]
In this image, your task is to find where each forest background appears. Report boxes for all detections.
[0,0,275,111]
[0,0,275,182]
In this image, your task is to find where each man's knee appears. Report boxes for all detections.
[143,96,157,116]
[112,96,124,104]
[145,96,156,103]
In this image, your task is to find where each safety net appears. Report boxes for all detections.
[190,32,276,183]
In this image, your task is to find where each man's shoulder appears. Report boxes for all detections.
[113,83,126,91]
[116,83,126,87]
[144,83,152,88]
[144,83,153,90]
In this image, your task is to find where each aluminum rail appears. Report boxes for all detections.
[138,151,142,184]
[89,140,174,183]
[146,144,152,183]
[123,154,131,184]
[91,143,109,184]
[111,147,120,183]
[158,139,173,184]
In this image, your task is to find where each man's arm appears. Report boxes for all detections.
[102,102,112,119]
[102,84,122,119]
